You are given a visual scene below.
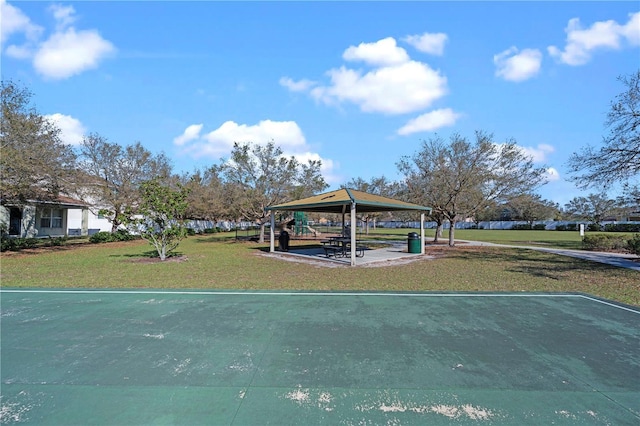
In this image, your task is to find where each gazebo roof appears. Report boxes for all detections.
[267,188,431,214]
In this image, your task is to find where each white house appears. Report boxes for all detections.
[0,195,111,238]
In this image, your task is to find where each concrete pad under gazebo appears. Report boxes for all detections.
[266,188,432,266]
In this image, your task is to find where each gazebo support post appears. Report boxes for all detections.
[270,211,275,253]
[350,202,356,266]
[420,212,425,254]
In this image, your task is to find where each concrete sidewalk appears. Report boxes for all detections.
[459,240,640,271]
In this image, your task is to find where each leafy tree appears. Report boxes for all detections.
[76,133,172,232]
[0,80,76,204]
[398,131,548,246]
[568,70,640,188]
[506,194,560,227]
[564,192,620,228]
[219,141,327,243]
[123,178,190,261]
[181,166,228,221]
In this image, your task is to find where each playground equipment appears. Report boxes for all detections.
[293,211,319,237]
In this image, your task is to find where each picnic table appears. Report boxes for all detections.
[321,237,365,258]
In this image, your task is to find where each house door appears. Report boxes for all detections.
[9,208,21,236]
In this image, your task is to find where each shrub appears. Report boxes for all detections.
[627,234,640,255]
[0,237,39,251]
[604,223,640,233]
[582,234,629,251]
[566,223,577,231]
[90,230,136,243]
[112,230,135,241]
[48,236,68,247]
[587,223,602,232]
[511,224,532,230]
[555,224,566,231]
[1,236,18,251]
[89,232,112,243]
[533,224,547,230]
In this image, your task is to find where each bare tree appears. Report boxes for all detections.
[219,141,327,243]
[0,80,76,204]
[342,176,396,234]
[568,70,640,188]
[398,131,548,246]
[76,133,172,232]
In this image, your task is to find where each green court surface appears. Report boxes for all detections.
[1,290,639,425]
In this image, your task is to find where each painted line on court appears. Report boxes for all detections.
[2,289,639,314]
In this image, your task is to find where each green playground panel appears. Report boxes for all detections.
[1,291,639,424]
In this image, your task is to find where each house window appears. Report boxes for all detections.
[41,208,63,228]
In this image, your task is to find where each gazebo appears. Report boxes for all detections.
[266,188,432,266]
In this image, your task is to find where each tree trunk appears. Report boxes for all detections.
[434,221,443,243]
[259,222,266,243]
[448,219,456,247]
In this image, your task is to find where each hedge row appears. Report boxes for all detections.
[89,230,137,243]
[1,235,68,252]
[582,233,640,254]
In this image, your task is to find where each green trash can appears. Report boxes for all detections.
[407,232,421,254]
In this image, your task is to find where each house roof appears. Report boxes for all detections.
[266,188,431,214]
[1,195,89,208]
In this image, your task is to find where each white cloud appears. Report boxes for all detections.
[545,167,560,182]
[621,11,640,45]
[173,119,338,182]
[342,37,410,66]
[494,47,542,82]
[173,124,203,146]
[5,44,33,59]
[279,77,317,92]
[49,4,77,31]
[310,60,447,115]
[403,32,448,55]
[519,143,555,163]
[293,151,334,174]
[33,27,115,80]
[174,120,307,159]
[397,108,461,135]
[282,36,449,115]
[205,120,306,150]
[548,12,640,65]
[1,0,43,51]
[44,113,86,146]
[2,1,115,80]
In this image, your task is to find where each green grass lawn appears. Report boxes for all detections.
[1,234,638,306]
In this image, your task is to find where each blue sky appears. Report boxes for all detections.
[2,1,639,206]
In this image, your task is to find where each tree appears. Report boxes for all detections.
[342,176,397,234]
[568,70,640,188]
[0,80,76,204]
[564,192,619,229]
[219,141,327,243]
[398,131,548,246]
[123,178,189,261]
[76,133,172,232]
[506,194,559,227]
[181,166,227,221]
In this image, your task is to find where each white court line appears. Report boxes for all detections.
[2,289,639,314]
